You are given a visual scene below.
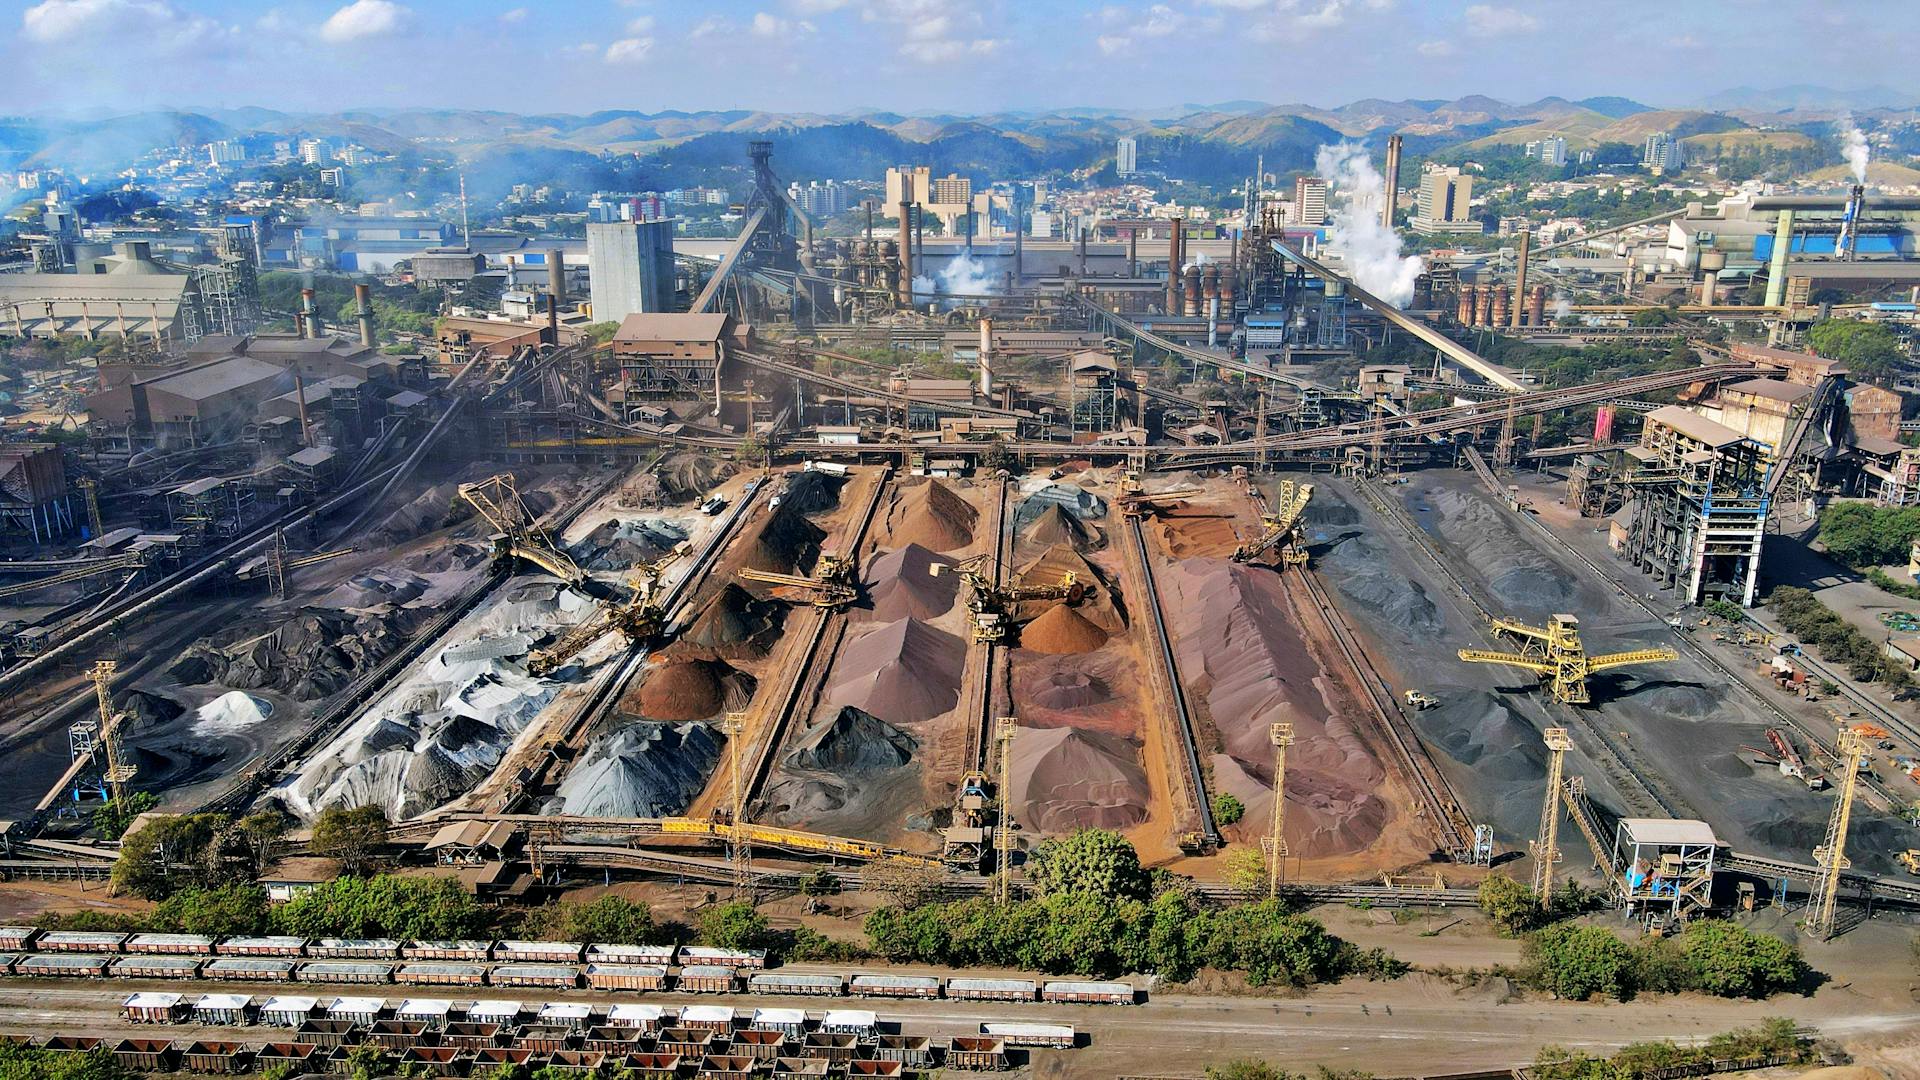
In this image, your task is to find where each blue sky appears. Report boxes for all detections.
[2,0,1914,116]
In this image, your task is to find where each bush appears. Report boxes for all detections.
[1677,920,1806,999]
[1477,875,1539,936]
[0,1044,134,1079]
[698,901,771,951]
[1210,792,1246,826]
[1524,924,1635,1001]
[517,895,656,946]
[271,874,484,940]
[1026,828,1151,901]
[153,884,270,937]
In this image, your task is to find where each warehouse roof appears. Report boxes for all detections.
[1619,818,1719,847]
[1645,406,1744,449]
[0,273,190,302]
[1723,378,1812,403]
[613,312,730,343]
[140,356,284,402]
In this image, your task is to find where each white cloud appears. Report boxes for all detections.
[1095,3,1184,54]
[625,14,655,33]
[498,7,527,23]
[788,0,851,11]
[605,35,654,63]
[689,14,732,37]
[899,36,999,62]
[751,11,814,35]
[859,0,997,63]
[318,0,409,43]
[1464,4,1539,35]
[1416,39,1455,56]
[22,0,219,46]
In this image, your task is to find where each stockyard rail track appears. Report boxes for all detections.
[1125,512,1221,850]
[739,466,892,812]
[488,470,769,815]
[196,463,651,818]
[1287,562,1474,859]
[963,477,1013,775]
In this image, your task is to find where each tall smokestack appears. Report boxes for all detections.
[293,372,313,448]
[1127,228,1137,277]
[1511,230,1531,328]
[301,288,320,339]
[354,283,375,347]
[547,248,565,305]
[1076,228,1088,277]
[978,317,993,398]
[546,294,559,345]
[897,201,913,306]
[1167,218,1184,314]
[1381,135,1403,231]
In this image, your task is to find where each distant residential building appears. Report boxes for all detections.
[788,180,848,217]
[587,219,677,324]
[930,174,971,208]
[298,139,326,166]
[1116,137,1137,177]
[1292,176,1328,226]
[885,165,932,207]
[207,140,247,166]
[1412,166,1481,235]
[1642,132,1683,173]
[318,168,345,189]
[1029,209,1056,238]
[1525,136,1568,168]
[589,192,667,223]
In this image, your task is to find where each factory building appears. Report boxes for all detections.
[84,356,289,449]
[0,443,73,544]
[412,248,486,285]
[609,312,737,411]
[1611,406,1768,606]
[586,219,676,324]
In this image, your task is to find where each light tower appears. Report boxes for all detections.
[993,717,1018,906]
[1806,727,1867,939]
[722,711,753,899]
[1265,722,1294,899]
[90,660,135,815]
[1532,728,1572,904]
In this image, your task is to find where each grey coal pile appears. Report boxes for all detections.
[1308,487,1444,641]
[318,569,433,609]
[1023,503,1095,550]
[1008,725,1149,834]
[1160,557,1389,858]
[744,502,827,576]
[167,605,422,702]
[779,469,848,515]
[621,657,756,722]
[862,543,959,622]
[825,618,964,724]
[761,707,918,823]
[672,584,787,660]
[1209,751,1391,859]
[1014,483,1107,530]
[882,479,976,552]
[659,453,738,500]
[568,518,688,571]
[552,722,723,818]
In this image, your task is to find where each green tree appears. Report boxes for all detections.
[91,790,158,840]
[234,810,291,878]
[1524,923,1636,1001]
[1202,900,1347,987]
[344,1042,393,1080]
[1026,828,1151,901]
[1210,792,1246,826]
[153,884,269,937]
[1477,875,1541,936]
[558,895,656,945]
[270,874,484,940]
[1221,847,1269,897]
[698,901,770,951]
[311,805,389,875]
[112,812,229,899]
[1808,318,1907,381]
[1678,920,1806,998]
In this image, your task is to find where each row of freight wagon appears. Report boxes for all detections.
[0,948,1140,1004]
[0,928,768,967]
[14,1030,1037,1075]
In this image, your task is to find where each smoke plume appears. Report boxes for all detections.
[938,251,996,297]
[1838,117,1870,184]
[1312,141,1424,307]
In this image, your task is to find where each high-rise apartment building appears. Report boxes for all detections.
[884,165,931,207]
[1525,136,1568,167]
[1292,176,1328,226]
[1412,166,1481,234]
[298,138,325,166]
[207,140,247,166]
[587,219,677,323]
[1642,132,1683,173]
[1116,137,1137,177]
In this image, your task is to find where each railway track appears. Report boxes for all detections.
[1288,563,1474,858]
[1124,513,1220,850]
[962,478,1012,775]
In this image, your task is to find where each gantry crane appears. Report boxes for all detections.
[0,552,146,601]
[457,473,588,588]
[1265,721,1294,900]
[527,543,689,676]
[90,660,136,816]
[1233,480,1315,567]
[1116,471,1205,519]
[993,716,1018,906]
[1806,726,1868,940]
[1457,614,1677,705]
[931,554,1087,644]
[1532,727,1572,905]
[736,551,858,610]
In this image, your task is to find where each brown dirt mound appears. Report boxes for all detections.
[744,504,826,576]
[1015,544,1125,631]
[1010,725,1150,834]
[1030,669,1111,710]
[862,543,959,622]
[884,479,977,552]
[1024,504,1090,549]
[1020,602,1108,654]
[671,584,786,660]
[825,617,965,724]
[1210,753,1388,860]
[626,658,756,722]
[1155,511,1240,558]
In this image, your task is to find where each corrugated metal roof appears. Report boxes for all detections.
[206,959,295,973]
[1619,818,1718,846]
[465,1001,525,1019]
[613,312,730,343]
[1644,405,1744,449]
[142,356,285,403]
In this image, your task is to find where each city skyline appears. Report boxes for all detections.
[5,0,1920,116]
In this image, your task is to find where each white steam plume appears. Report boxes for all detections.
[1551,296,1572,321]
[1312,142,1424,308]
[1839,117,1870,184]
[939,252,997,297]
